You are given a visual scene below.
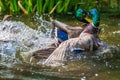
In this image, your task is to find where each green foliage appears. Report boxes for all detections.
[0,0,9,12]
[56,0,64,13]
[36,0,43,13]
[26,0,33,13]
[0,0,119,15]
[74,0,81,11]
[84,0,95,10]
[48,0,55,13]
[43,0,49,13]
[63,0,70,13]
[10,0,20,14]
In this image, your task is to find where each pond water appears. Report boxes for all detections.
[0,13,120,80]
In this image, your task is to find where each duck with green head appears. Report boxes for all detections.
[44,9,104,65]
[75,8,100,37]
[75,8,100,27]
[50,8,100,44]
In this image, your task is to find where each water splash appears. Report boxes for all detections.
[0,15,56,63]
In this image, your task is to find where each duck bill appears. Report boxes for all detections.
[85,17,92,23]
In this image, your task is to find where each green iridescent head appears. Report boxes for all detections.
[75,8,100,27]
[75,9,89,23]
[89,8,100,27]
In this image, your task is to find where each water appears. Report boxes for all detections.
[0,14,120,80]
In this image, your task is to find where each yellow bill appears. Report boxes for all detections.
[85,17,92,23]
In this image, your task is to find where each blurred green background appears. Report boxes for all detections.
[0,0,119,15]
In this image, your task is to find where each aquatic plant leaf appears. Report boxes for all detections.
[36,0,43,13]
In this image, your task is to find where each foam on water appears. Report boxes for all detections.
[0,16,56,63]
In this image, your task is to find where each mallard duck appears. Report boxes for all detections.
[50,8,100,44]
[44,8,103,65]
[33,9,101,62]
[44,24,99,65]
[75,8,101,36]
[44,25,109,65]
[75,8,100,27]
[50,20,83,43]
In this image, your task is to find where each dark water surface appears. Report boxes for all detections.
[0,14,120,80]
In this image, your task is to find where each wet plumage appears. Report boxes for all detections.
[44,32,99,65]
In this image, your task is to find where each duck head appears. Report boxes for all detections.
[75,8,100,28]
[89,8,100,27]
[75,8,92,24]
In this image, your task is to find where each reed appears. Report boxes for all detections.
[63,0,70,13]
[26,0,33,13]
[56,0,64,13]
[0,0,119,15]
[74,0,80,11]
[10,0,20,14]
[18,0,28,14]
[48,0,54,13]
[49,1,60,15]
[84,0,97,11]
[0,0,8,13]
[36,0,42,13]
[43,0,49,13]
